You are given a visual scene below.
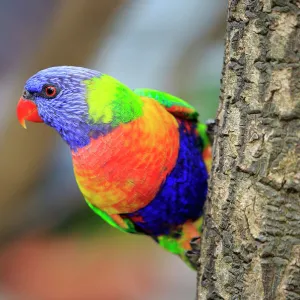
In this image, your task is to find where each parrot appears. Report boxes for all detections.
[16,66,213,270]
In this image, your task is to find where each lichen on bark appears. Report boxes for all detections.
[197,1,300,299]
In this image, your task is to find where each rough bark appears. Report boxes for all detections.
[197,1,300,299]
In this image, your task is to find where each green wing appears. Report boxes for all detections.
[134,88,199,120]
[85,199,141,234]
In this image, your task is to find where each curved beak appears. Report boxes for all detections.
[16,98,43,129]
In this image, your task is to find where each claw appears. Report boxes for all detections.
[186,236,202,269]
[186,249,200,268]
[190,236,201,251]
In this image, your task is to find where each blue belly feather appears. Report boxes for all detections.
[125,122,208,236]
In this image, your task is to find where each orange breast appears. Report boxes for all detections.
[71,97,179,215]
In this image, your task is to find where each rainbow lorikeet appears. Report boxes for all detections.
[16,66,213,269]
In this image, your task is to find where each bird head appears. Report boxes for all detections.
[17,66,143,150]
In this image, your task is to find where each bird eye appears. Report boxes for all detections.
[43,85,58,98]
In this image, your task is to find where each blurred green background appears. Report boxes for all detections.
[0,1,226,299]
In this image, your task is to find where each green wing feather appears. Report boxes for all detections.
[133,88,199,120]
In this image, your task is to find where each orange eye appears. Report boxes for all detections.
[44,85,57,98]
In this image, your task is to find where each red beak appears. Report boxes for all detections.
[16,98,43,129]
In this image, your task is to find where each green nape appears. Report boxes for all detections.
[84,74,144,127]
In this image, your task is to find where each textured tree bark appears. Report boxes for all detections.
[197,1,300,299]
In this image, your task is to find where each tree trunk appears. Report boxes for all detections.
[197,1,300,299]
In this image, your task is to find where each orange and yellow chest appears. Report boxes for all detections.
[71,98,179,215]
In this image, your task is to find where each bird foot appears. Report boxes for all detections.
[185,236,201,269]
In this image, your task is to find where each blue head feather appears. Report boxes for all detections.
[24,66,111,151]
